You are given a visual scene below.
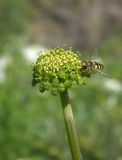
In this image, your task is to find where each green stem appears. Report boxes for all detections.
[60,89,83,160]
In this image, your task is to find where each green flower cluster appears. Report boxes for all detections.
[32,48,88,95]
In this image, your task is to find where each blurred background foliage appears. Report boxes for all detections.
[0,0,122,160]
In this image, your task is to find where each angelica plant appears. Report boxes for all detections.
[32,48,91,160]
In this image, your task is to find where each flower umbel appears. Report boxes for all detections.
[32,48,89,95]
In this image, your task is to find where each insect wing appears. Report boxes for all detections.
[95,69,112,79]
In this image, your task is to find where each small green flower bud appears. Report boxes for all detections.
[39,83,45,93]
[57,83,65,92]
[32,47,89,95]
[51,88,58,96]
[44,81,52,90]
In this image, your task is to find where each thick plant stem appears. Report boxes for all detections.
[60,89,83,160]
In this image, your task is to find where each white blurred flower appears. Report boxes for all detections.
[22,45,47,62]
[104,79,122,93]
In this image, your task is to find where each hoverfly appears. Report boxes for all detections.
[81,60,111,79]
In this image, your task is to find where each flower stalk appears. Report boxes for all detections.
[60,89,82,160]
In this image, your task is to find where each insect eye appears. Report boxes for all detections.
[88,61,92,66]
[82,61,87,69]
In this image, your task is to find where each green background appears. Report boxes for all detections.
[0,0,122,159]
